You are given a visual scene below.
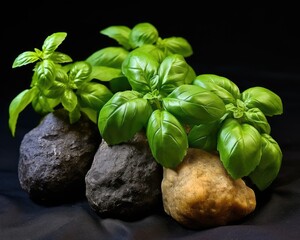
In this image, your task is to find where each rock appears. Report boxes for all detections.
[18,109,101,204]
[161,148,256,229]
[85,132,163,221]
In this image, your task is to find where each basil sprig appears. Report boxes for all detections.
[189,74,283,190]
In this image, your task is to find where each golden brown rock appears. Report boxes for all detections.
[161,148,256,229]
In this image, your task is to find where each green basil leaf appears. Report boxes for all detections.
[193,74,240,104]
[85,47,129,68]
[100,25,131,50]
[129,22,159,48]
[77,82,113,111]
[49,52,73,64]
[122,51,159,93]
[98,90,152,144]
[244,108,271,134]
[69,105,81,124]
[61,89,77,112]
[80,108,98,124]
[163,85,226,125]
[42,32,67,58]
[217,119,262,179]
[32,92,59,115]
[12,51,40,68]
[8,87,38,136]
[249,133,282,190]
[35,60,56,89]
[44,81,65,98]
[241,86,283,116]
[146,109,188,168]
[90,66,123,81]
[69,61,92,87]
[157,37,193,57]
[188,121,220,151]
[109,76,131,93]
[131,44,166,63]
[159,54,196,94]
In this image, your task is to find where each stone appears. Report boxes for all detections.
[161,148,256,229]
[85,132,163,221]
[18,108,101,204]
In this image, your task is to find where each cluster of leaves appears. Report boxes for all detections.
[9,22,283,191]
[9,32,113,136]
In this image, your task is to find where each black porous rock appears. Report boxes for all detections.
[85,132,163,221]
[18,108,101,205]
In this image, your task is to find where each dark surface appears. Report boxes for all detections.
[1,2,300,239]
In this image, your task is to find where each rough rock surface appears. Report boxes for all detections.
[161,148,256,229]
[18,109,101,204]
[85,132,163,221]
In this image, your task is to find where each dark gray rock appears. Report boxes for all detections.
[85,132,163,221]
[18,108,101,204]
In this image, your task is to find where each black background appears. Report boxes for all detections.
[1,2,300,239]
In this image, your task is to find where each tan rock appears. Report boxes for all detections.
[161,148,256,229]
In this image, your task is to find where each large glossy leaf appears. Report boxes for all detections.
[163,85,226,125]
[129,22,159,48]
[217,119,262,179]
[98,90,152,144]
[122,51,159,93]
[241,86,283,116]
[193,74,240,104]
[249,134,282,190]
[146,110,188,168]
[159,54,196,94]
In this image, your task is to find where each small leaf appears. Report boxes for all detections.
[35,60,56,89]
[49,52,73,64]
[42,32,67,58]
[12,51,40,68]
[249,133,282,190]
[241,86,283,116]
[69,61,92,87]
[100,25,131,50]
[244,108,271,134]
[129,22,159,48]
[146,109,188,168]
[217,119,262,179]
[61,89,78,112]
[157,37,193,57]
[8,88,38,136]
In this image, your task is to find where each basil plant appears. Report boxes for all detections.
[98,51,226,168]
[85,22,193,93]
[188,74,283,190]
[9,32,113,136]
